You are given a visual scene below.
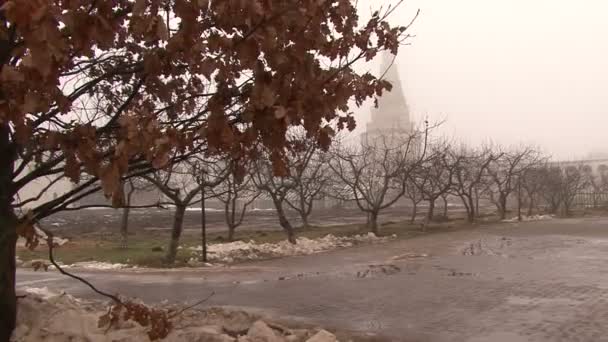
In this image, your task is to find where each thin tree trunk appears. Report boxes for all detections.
[410,202,417,224]
[474,188,480,216]
[301,214,310,229]
[274,200,296,244]
[465,194,475,223]
[225,197,235,241]
[527,196,534,216]
[120,206,130,249]
[200,190,207,262]
[427,199,435,222]
[517,180,522,222]
[499,195,508,220]
[299,194,310,228]
[0,122,17,341]
[442,196,448,217]
[368,210,379,235]
[227,225,236,242]
[166,204,186,264]
[120,189,134,249]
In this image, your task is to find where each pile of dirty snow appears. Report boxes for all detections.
[62,261,136,270]
[20,259,135,271]
[13,287,338,342]
[189,233,395,263]
[502,214,554,223]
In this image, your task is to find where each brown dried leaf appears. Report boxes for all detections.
[274,106,286,119]
[133,0,146,16]
[0,65,24,82]
[260,86,276,107]
[156,16,169,41]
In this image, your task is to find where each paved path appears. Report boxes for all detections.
[17,217,608,341]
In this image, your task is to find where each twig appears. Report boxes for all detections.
[41,226,123,305]
[168,291,215,319]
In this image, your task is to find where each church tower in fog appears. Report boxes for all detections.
[362,53,414,146]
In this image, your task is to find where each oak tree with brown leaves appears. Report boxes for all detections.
[0,0,412,337]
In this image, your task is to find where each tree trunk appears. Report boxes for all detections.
[227,225,236,242]
[466,196,475,222]
[527,196,534,216]
[165,204,186,264]
[498,195,507,220]
[0,122,17,341]
[0,212,16,342]
[274,200,296,244]
[517,180,522,222]
[119,190,134,249]
[200,191,207,262]
[410,202,417,224]
[426,199,435,222]
[299,195,311,229]
[300,214,310,229]
[120,207,130,249]
[225,199,235,241]
[368,210,379,235]
[442,196,448,217]
[474,189,480,217]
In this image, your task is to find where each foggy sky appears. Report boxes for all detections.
[355,0,608,160]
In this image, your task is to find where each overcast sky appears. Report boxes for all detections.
[354,0,608,160]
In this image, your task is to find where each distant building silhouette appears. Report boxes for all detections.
[361,52,414,147]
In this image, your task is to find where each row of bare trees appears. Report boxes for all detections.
[120,127,608,264]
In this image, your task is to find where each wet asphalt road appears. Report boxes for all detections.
[17,217,608,341]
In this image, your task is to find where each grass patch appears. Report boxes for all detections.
[17,217,480,268]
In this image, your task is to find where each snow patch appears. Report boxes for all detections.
[63,261,136,270]
[189,233,396,263]
[22,287,66,300]
[12,290,334,342]
[184,207,223,212]
[502,214,554,223]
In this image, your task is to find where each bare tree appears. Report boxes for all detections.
[285,146,331,228]
[330,131,427,234]
[414,145,458,222]
[451,146,500,222]
[520,166,548,216]
[487,146,543,220]
[119,178,158,249]
[211,168,260,241]
[560,165,588,216]
[251,157,298,244]
[144,157,226,264]
[540,166,564,214]
[403,176,424,223]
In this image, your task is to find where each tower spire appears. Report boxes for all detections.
[365,51,412,135]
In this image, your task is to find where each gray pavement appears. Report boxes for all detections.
[16,217,608,341]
